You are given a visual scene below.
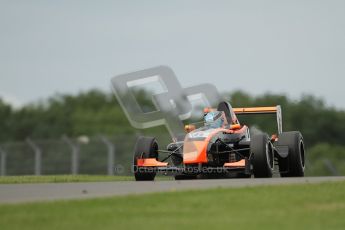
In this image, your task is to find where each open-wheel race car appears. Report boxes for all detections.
[133,101,305,181]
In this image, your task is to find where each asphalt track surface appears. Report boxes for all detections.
[0,176,344,204]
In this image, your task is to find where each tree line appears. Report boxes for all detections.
[1,89,344,176]
[0,89,344,147]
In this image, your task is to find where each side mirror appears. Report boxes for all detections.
[184,124,196,133]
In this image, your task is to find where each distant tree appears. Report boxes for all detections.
[0,99,12,141]
[0,89,344,147]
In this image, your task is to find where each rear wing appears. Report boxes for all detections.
[233,106,282,134]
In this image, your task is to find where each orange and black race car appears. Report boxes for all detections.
[133,101,305,180]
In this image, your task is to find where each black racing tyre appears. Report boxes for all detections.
[133,136,158,181]
[277,131,305,177]
[251,133,274,178]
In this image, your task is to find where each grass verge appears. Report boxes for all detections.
[0,175,133,184]
[0,181,345,230]
[0,175,171,184]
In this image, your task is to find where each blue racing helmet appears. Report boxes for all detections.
[204,111,224,128]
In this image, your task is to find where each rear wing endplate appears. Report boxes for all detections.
[233,106,282,134]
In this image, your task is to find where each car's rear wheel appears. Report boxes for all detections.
[277,131,305,177]
[133,136,158,181]
[251,133,274,178]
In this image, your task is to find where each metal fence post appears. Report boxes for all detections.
[26,138,42,176]
[62,135,80,175]
[100,136,115,175]
[0,146,6,176]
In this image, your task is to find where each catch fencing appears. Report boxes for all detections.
[0,134,172,176]
[0,134,341,176]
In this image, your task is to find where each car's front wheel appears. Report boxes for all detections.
[133,136,158,181]
[251,133,274,178]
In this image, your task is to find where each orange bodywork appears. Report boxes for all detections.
[224,159,246,168]
[183,140,208,164]
[232,125,247,134]
[230,123,241,130]
[233,107,277,114]
[183,127,247,164]
[137,158,168,167]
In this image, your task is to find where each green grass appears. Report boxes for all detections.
[1,181,345,230]
[0,175,171,184]
[0,175,134,184]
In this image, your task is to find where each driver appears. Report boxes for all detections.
[204,111,225,128]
